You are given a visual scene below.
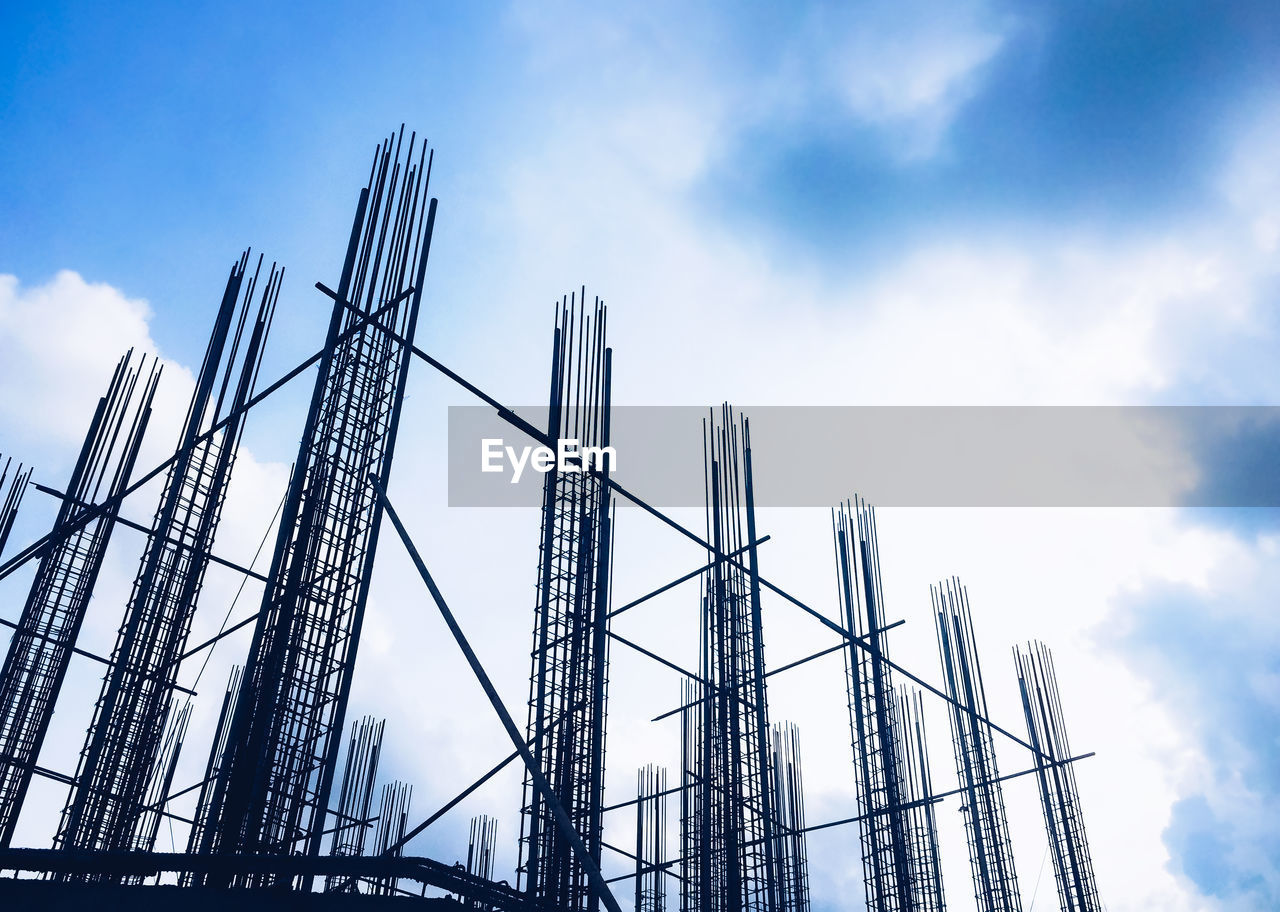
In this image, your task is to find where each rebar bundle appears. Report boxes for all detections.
[0,455,32,558]
[369,780,412,897]
[468,815,498,882]
[679,678,699,912]
[0,352,158,847]
[325,716,385,893]
[58,254,280,858]
[465,814,498,908]
[770,724,810,912]
[893,689,946,912]
[934,580,1022,912]
[635,765,668,912]
[519,295,614,911]
[187,130,437,881]
[1014,643,1101,912]
[681,406,778,912]
[834,499,940,912]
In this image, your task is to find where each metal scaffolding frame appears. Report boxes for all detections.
[57,254,280,858]
[1015,643,1101,912]
[0,351,159,848]
[0,125,1107,912]
[519,294,614,912]
[935,579,1022,912]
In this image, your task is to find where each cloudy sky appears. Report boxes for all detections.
[2,2,1279,910]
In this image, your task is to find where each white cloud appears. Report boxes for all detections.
[0,271,158,448]
[794,0,1012,160]
[1116,531,1280,910]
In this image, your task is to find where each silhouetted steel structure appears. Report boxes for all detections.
[770,723,809,912]
[635,765,667,912]
[519,295,614,911]
[369,779,412,896]
[184,664,242,884]
[324,716,384,893]
[680,406,778,912]
[1,844,538,909]
[834,499,943,912]
[0,124,1109,912]
[678,677,698,910]
[187,130,436,883]
[58,255,280,858]
[371,474,624,912]
[0,352,158,848]
[0,456,31,559]
[464,814,498,907]
[894,688,946,912]
[1014,643,1101,912]
[934,580,1022,912]
[135,700,192,856]
[468,815,498,881]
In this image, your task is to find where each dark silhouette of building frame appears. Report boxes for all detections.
[0,125,1104,912]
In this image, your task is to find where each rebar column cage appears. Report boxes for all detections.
[187,129,437,882]
[0,455,33,559]
[681,406,778,912]
[58,254,281,858]
[934,580,1021,912]
[518,294,614,911]
[0,351,159,848]
[635,765,668,912]
[833,498,935,912]
[325,716,385,893]
[1014,643,1102,912]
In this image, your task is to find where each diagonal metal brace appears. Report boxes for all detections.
[368,472,623,912]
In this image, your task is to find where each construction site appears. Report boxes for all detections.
[0,129,1104,912]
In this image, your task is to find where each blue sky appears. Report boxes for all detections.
[5,1,1274,325]
[3,2,1280,910]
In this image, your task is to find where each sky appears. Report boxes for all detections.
[2,1,1280,909]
